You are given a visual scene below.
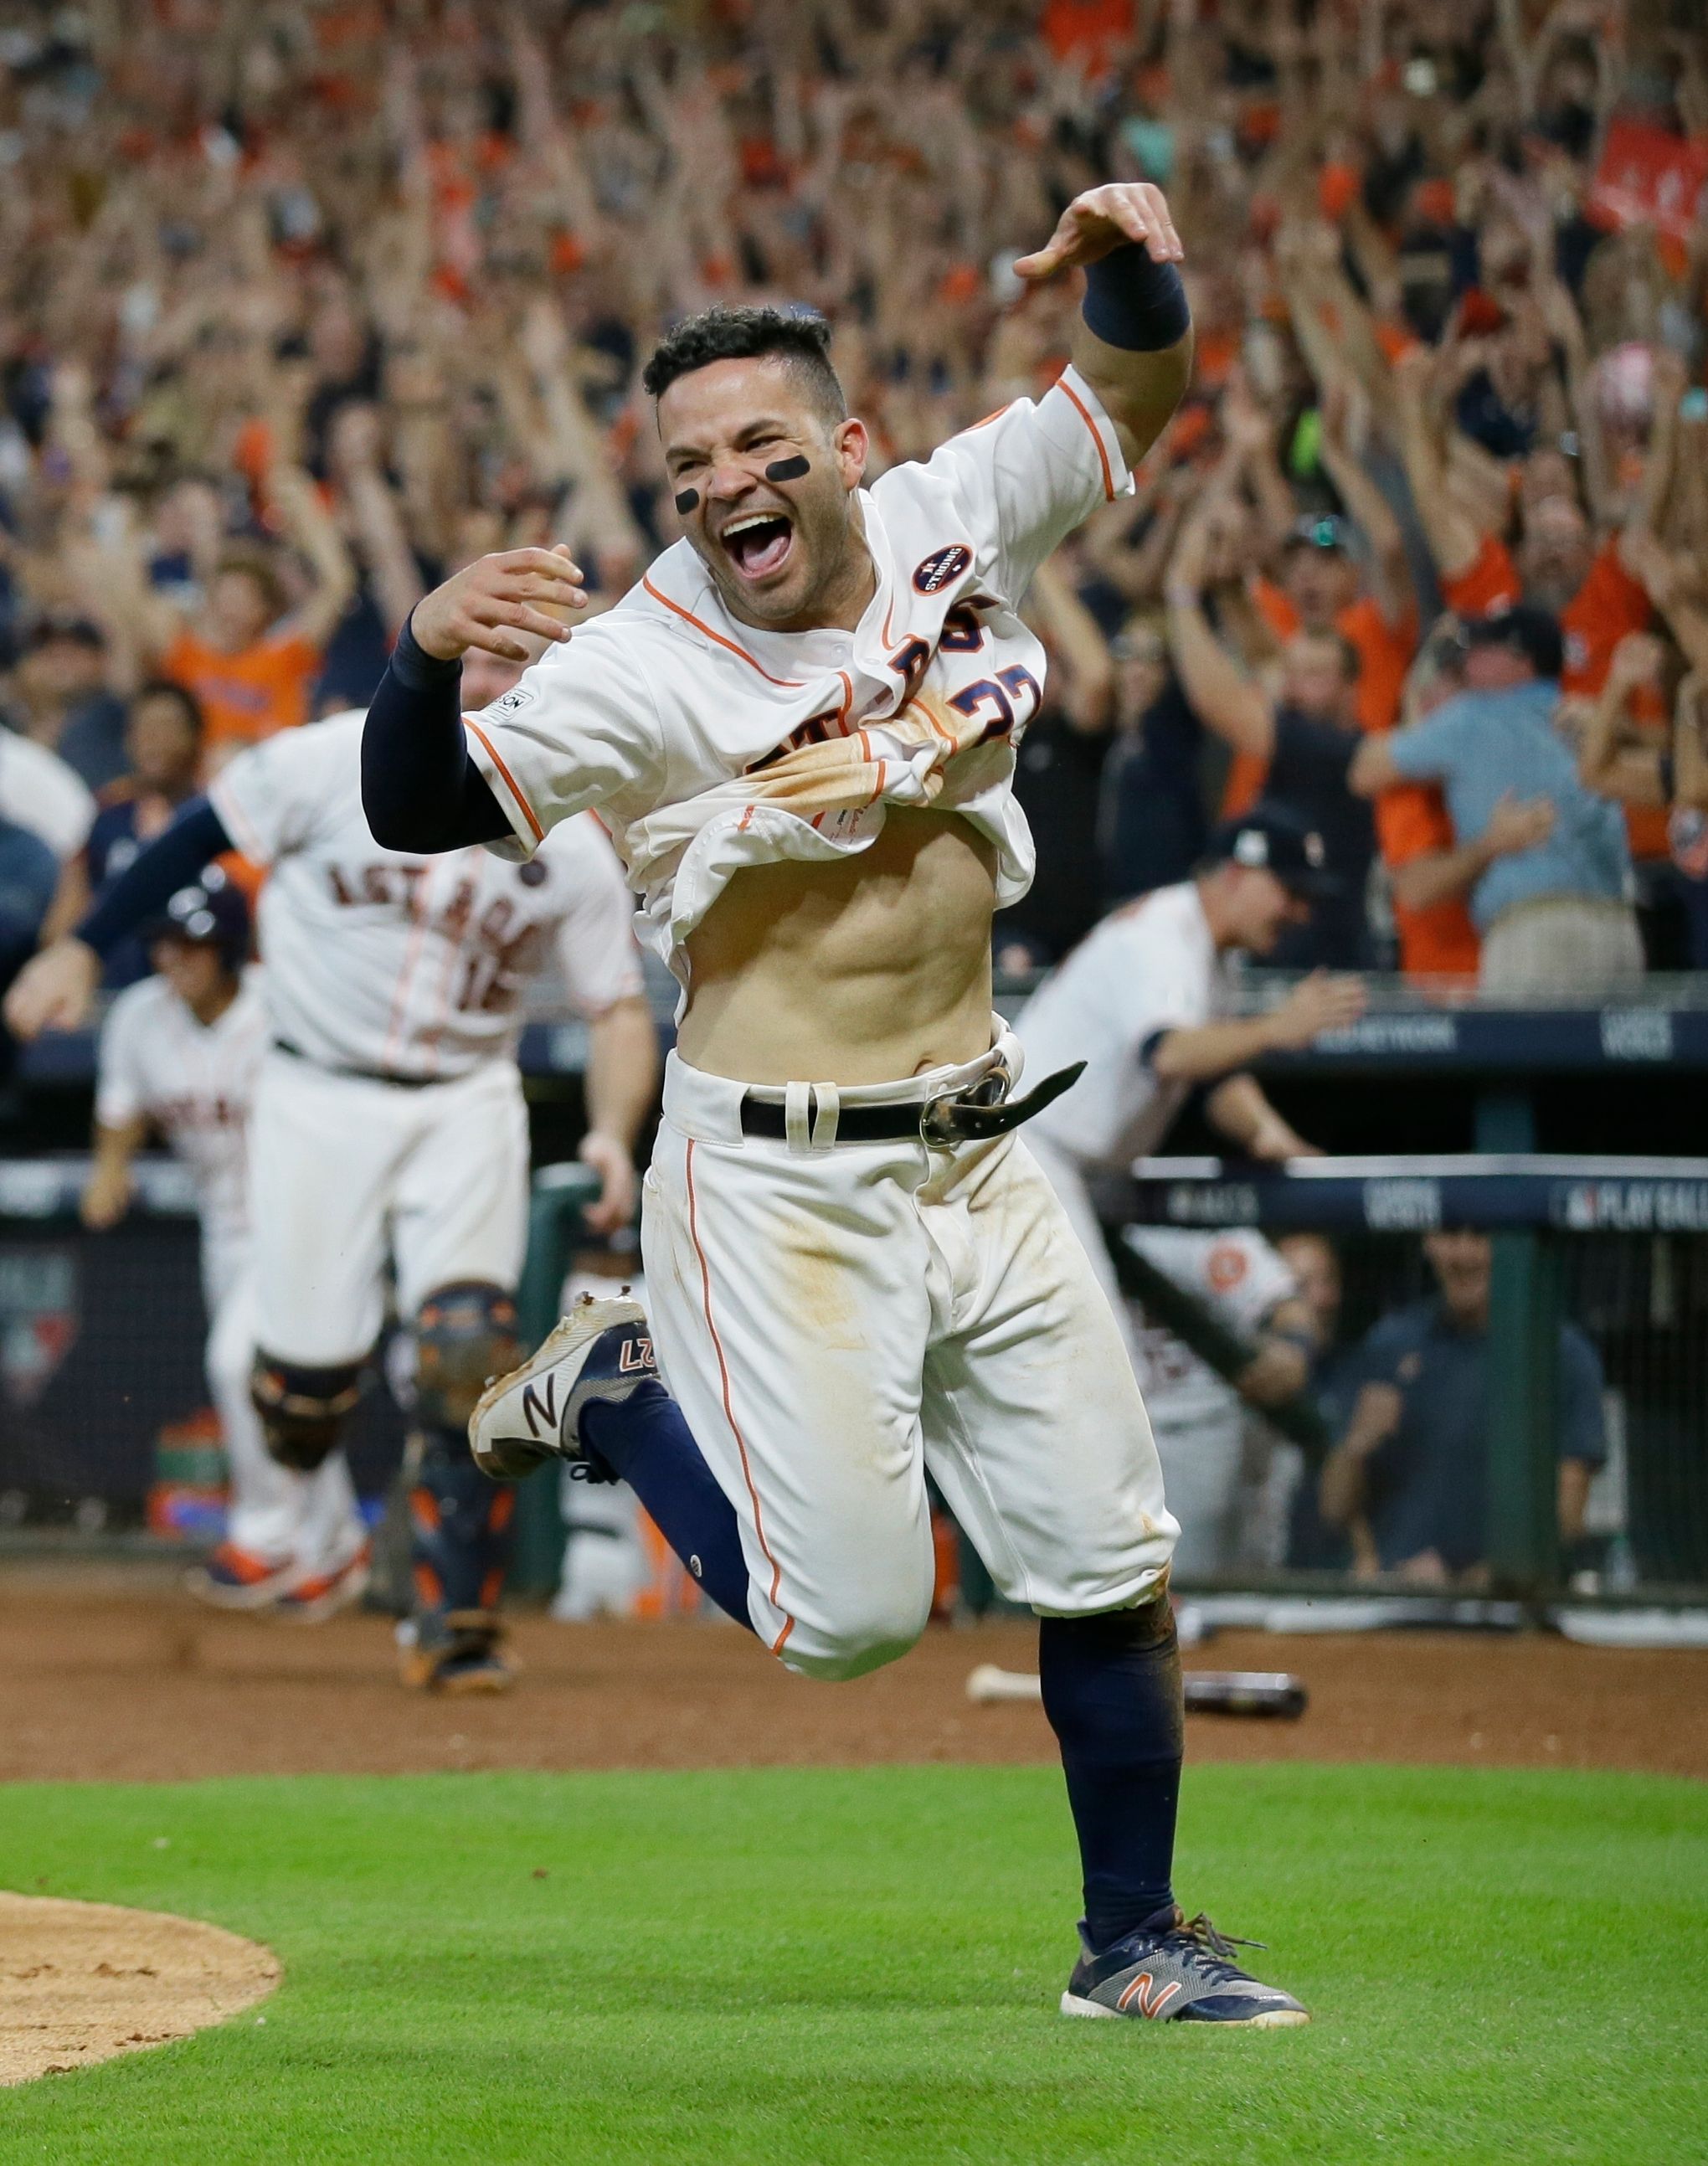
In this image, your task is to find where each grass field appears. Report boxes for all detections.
[1,1762,1703,2165]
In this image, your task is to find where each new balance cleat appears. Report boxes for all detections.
[274,1542,372,1624]
[468,1295,661,1481]
[1060,1909,1309,2026]
[184,1541,299,1612]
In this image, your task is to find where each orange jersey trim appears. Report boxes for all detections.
[684,1140,790,1654]
[1056,375,1117,502]
[464,718,545,846]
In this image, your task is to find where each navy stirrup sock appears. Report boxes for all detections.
[1039,1600,1184,1951]
[579,1393,754,1631]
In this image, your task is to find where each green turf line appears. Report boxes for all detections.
[0,1763,1702,2165]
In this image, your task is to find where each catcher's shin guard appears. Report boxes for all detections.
[414,1281,520,1432]
[250,1352,364,1471]
[404,1425,517,1690]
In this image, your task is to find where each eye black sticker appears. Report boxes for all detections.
[674,487,701,514]
[764,455,810,482]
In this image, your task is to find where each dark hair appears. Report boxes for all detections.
[131,679,206,739]
[1461,604,1564,682]
[214,544,286,619]
[640,305,845,423]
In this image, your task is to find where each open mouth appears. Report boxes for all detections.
[719,510,794,582]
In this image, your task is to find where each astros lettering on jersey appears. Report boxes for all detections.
[208,711,644,1078]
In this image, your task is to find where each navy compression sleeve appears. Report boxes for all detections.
[77,798,231,960]
[361,616,509,851]
[1081,244,1191,352]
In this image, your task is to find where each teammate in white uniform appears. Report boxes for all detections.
[83,877,358,1603]
[11,656,656,1687]
[1016,810,1363,1571]
[361,185,1316,2022]
[1114,1226,1306,1576]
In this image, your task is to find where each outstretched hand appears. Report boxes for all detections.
[1013,183,1183,283]
[5,937,100,1042]
[1268,970,1366,1050]
[410,544,589,665]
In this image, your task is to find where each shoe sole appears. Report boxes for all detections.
[398,1650,517,1695]
[1059,1992,1309,2027]
[276,1557,372,1625]
[468,1298,647,1478]
[183,1569,296,1612]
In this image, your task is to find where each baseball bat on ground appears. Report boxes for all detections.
[965,1664,1307,1720]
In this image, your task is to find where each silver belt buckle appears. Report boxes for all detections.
[919,1088,963,1149]
[918,1053,1011,1149]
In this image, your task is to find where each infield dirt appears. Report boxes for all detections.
[0,1893,276,2086]
[3,1562,1702,1783]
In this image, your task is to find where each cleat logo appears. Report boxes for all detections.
[618,1336,656,1374]
[521,1376,558,1438]
[1116,1972,1181,2019]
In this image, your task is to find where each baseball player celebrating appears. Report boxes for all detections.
[10,646,656,1690]
[361,183,1309,2021]
[1014,805,1364,1566]
[80,874,363,1608]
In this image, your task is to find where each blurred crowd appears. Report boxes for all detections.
[0,0,1703,996]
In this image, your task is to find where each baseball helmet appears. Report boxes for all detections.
[142,867,250,972]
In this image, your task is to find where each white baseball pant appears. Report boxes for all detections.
[640,1042,1177,1680]
[248,1052,530,1366]
[200,1235,363,1573]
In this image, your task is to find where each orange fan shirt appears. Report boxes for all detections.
[161,626,322,754]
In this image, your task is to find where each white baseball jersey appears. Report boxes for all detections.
[1016,882,1236,1171]
[1119,1226,1297,1429]
[210,711,644,1081]
[0,731,95,860]
[456,365,1134,992]
[95,967,269,1256]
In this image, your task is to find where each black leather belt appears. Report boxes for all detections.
[273,1039,445,1090]
[738,1061,1084,1146]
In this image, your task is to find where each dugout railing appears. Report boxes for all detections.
[1114,1155,1708,1608]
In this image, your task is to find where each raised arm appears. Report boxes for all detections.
[1391,346,1485,583]
[359,548,587,855]
[268,464,358,650]
[1675,676,1708,813]
[1577,635,1670,807]
[328,405,424,639]
[1163,511,1276,759]
[1028,558,1114,733]
[1314,378,1414,630]
[1013,183,1194,470]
